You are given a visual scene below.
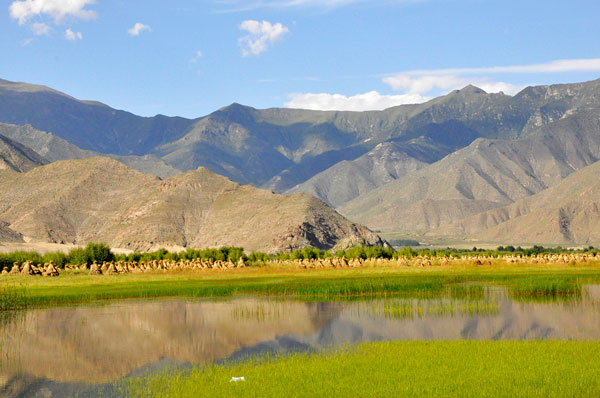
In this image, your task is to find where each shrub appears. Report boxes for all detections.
[42,251,68,268]
[248,252,269,263]
[68,242,114,265]
[0,251,43,269]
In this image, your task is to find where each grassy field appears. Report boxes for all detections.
[117,341,600,397]
[2,263,600,307]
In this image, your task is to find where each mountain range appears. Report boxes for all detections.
[1,77,600,247]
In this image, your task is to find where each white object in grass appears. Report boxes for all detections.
[230,376,246,382]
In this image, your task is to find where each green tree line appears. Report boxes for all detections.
[1,242,597,270]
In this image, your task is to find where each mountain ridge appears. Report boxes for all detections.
[5,78,600,191]
[339,106,600,237]
[0,157,385,253]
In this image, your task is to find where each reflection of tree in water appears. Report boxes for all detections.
[231,300,343,328]
[359,297,500,321]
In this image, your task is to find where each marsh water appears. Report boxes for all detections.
[2,286,600,397]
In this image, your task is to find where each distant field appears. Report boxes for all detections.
[0,241,134,255]
[377,231,587,250]
[3,263,600,308]
[120,341,600,397]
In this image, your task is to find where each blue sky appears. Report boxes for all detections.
[2,0,600,117]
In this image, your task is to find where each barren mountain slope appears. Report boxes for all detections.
[286,142,428,207]
[0,133,47,172]
[432,161,600,245]
[340,108,600,233]
[0,158,384,252]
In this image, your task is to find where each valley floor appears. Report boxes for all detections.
[4,263,600,397]
[3,262,600,307]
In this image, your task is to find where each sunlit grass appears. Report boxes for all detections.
[117,341,600,397]
[0,284,28,312]
[2,264,600,307]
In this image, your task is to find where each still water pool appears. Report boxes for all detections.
[2,286,600,397]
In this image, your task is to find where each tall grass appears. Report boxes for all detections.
[7,266,600,308]
[0,285,29,312]
[509,277,583,301]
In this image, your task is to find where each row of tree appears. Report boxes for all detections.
[1,243,598,269]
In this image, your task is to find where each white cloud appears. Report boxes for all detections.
[64,28,82,41]
[128,22,151,36]
[9,0,96,24]
[284,57,600,112]
[384,74,468,94]
[216,0,422,12]
[285,91,430,111]
[190,50,203,63]
[238,20,289,56]
[31,22,50,35]
[382,58,600,97]
[395,58,600,76]
[383,74,522,96]
[476,81,522,95]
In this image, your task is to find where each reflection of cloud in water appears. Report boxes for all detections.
[2,293,600,397]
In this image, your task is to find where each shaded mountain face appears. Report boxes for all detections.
[339,107,600,236]
[284,120,481,207]
[0,79,194,155]
[0,157,385,253]
[152,90,518,189]
[5,78,599,192]
[0,123,181,178]
[0,133,47,172]
[0,220,23,242]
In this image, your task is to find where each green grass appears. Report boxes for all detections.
[2,265,600,308]
[116,341,600,397]
[0,284,29,311]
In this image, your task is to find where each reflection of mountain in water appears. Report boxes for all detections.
[2,294,600,397]
[0,299,342,385]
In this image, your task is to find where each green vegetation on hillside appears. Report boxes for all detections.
[119,341,600,397]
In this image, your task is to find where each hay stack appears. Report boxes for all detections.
[9,263,20,275]
[21,261,33,276]
[43,261,60,277]
[89,261,101,275]
[104,263,117,275]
